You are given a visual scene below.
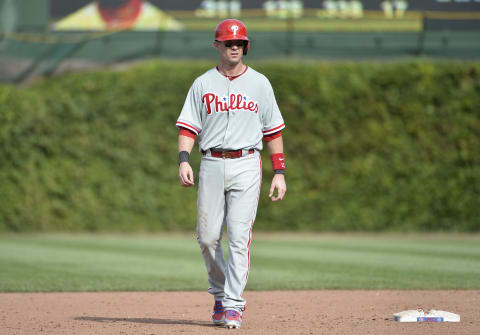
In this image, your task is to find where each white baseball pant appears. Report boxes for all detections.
[196,149,262,312]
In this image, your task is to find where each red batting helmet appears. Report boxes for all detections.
[215,19,250,55]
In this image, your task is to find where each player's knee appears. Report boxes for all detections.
[198,235,220,249]
[228,238,248,252]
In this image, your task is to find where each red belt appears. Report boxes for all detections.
[203,149,255,159]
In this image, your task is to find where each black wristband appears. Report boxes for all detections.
[274,169,285,175]
[178,151,190,165]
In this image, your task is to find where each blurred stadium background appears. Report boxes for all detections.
[1,0,480,83]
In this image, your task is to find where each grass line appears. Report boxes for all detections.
[0,233,479,292]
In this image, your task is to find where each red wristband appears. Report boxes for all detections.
[270,153,286,171]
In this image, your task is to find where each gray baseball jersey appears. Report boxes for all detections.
[176,66,284,313]
[176,66,285,151]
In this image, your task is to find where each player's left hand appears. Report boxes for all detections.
[269,174,286,201]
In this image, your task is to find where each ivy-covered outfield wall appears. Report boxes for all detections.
[1,61,479,232]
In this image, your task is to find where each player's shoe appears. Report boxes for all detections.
[224,309,242,329]
[212,301,225,326]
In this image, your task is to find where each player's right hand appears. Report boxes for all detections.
[179,162,195,187]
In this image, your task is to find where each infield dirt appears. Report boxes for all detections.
[1,290,478,335]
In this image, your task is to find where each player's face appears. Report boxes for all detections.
[214,40,245,65]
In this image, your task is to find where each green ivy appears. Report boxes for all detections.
[1,60,479,232]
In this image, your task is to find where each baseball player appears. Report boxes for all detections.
[176,19,286,329]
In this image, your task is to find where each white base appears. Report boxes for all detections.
[393,309,460,322]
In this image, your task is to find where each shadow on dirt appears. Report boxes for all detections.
[75,316,215,327]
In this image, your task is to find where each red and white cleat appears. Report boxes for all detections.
[224,309,242,329]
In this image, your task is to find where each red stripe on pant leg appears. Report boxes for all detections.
[245,155,262,281]
[246,220,253,281]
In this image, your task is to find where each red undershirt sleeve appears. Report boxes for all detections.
[263,130,282,142]
[179,127,197,140]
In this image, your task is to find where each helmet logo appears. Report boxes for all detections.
[231,25,239,36]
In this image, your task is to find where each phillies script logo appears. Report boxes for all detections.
[203,93,258,114]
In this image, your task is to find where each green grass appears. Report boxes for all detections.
[0,233,479,292]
